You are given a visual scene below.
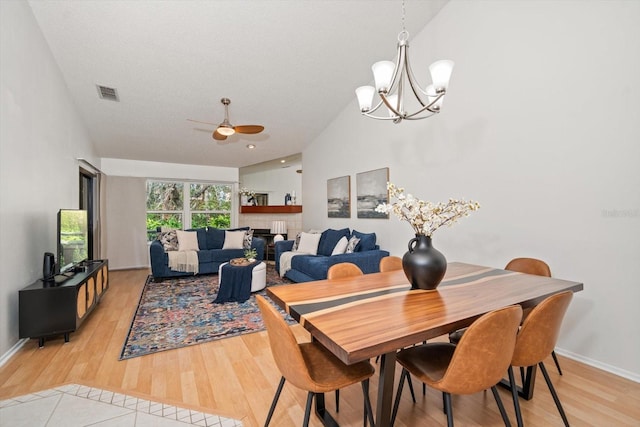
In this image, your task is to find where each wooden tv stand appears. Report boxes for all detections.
[19,259,109,347]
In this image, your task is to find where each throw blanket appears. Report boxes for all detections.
[279,251,307,277]
[214,262,257,304]
[167,250,199,274]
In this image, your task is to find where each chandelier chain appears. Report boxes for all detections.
[402,0,406,33]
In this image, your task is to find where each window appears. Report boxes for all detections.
[146,181,232,241]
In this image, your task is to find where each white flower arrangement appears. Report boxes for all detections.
[239,187,255,197]
[375,182,480,237]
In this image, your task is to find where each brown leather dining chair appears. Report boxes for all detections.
[391,305,523,427]
[379,256,403,272]
[504,257,563,375]
[507,291,573,427]
[451,257,563,375]
[327,262,364,279]
[256,295,375,427]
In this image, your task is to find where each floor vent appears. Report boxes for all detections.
[96,85,119,101]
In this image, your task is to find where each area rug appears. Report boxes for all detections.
[120,264,293,360]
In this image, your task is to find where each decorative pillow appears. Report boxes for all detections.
[206,228,226,250]
[222,230,246,249]
[318,228,351,256]
[291,232,302,251]
[177,230,200,251]
[346,236,360,254]
[352,230,377,252]
[158,230,178,251]
[187,228,207,249]
[243,229,254,249]
[331,236,349,255]
[295,232,322,255]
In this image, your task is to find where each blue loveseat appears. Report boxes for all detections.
[150,227,265,280]
[275,228,389,282]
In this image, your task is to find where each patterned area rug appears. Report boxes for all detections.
[120,263,293,360]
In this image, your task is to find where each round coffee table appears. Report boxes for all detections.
[218,261,266,293]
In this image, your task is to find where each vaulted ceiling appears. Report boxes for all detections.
[28,0,448,168]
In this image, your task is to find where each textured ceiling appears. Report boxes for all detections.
[28,0,448,168]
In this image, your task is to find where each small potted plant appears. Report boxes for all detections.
[244,248,257,263]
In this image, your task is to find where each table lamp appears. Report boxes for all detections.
[270,220,287,243]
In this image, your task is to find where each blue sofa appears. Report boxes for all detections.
[150,227,265,280]
[275,228,389,282]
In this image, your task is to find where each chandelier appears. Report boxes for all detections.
[355,1,454,123]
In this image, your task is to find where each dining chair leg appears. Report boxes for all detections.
[406,371,417,403]
[264,376,286,427]
[507,367,524,427]
[491,385,512,427]
[551,350,563,375]
[302,392,314,427]
[335,389,340,412]
[362,379,376,427]
[443,392,454,427]
[539,362,570,427]
[390,368,408,427]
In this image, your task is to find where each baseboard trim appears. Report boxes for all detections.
[0,338,28,368]
[555,348,640,383]
[109,265,150,271]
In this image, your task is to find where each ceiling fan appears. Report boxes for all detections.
[188,98,264,141]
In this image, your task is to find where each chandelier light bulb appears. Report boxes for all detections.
[355,86,375,112]
[429,60,454,92]
[372,61,395,93]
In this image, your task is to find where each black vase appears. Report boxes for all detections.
[402,234,447,290]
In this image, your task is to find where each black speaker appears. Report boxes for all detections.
[43,252,55,281]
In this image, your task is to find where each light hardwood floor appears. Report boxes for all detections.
[1,269,638,426]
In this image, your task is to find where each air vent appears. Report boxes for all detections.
[96,85,119,101]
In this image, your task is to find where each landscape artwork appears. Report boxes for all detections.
[356,167,389,219]
[327,176,351,218]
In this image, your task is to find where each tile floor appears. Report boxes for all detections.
[0,384,243,427]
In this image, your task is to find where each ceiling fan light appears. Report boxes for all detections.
[217,125,235,136]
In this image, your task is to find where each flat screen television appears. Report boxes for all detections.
[57,209,89,272]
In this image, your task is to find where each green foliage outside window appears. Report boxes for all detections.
[190,184,231,211]
[191,213,231,229]
[146,182,183,210]
[146,180,232,241]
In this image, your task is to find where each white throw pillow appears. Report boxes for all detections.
[295,232,322,255]
[222,230,246,249]
[331,236,349,255]
[177,230,199,251]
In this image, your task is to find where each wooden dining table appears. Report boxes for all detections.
[267,261,583,427]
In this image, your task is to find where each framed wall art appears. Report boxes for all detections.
[356,167,389,219]
[327,176,351,218]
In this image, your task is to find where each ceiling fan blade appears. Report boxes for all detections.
[187,118,217,126]
[213,129,228,141]
[234,125,264,134]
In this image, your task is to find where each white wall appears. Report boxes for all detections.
[303,0,640,380]
[100,158,239,270]
[103,176,147,269]
[0,2,99,357]
[240,162,303,206]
